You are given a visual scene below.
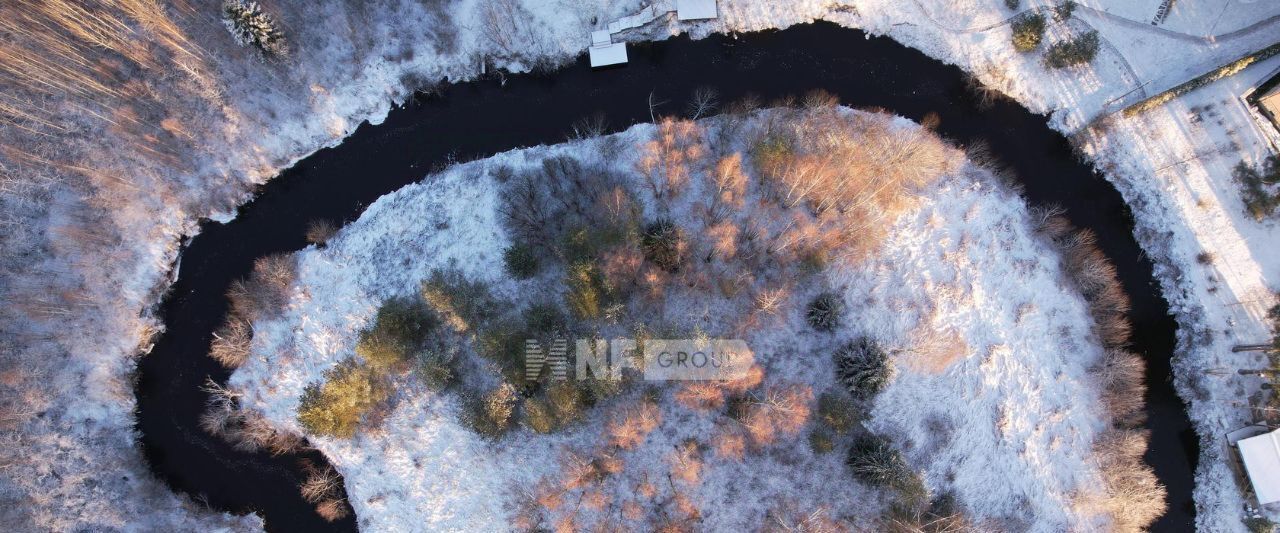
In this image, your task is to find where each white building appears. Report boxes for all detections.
[676,0,717,21]
[1238,427,1280,505]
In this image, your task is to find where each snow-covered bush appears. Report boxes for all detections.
[565,261,615,320]
[815,390,860,433]
[415,349,457,392]
[222,1,287,57]
[463,382,518,439]
[847,435,922,498]
[1011,13,1046,53]
[476,0,543,61]
[879,496,973,533]
[1044,31,1100,69]
[1091,429,1167,532]
[227,253,298,320]
[641,219,686,272]
[521,397,557,434]
[476,325,531,384]
[806,292,844,331]
[297,358,389,438]
[209,317,252,368]
[1244,516,1278,533]
[1233,156,1280,221]
[503,243,541,279]
[1053,1,1078,21]
[356,296,437,371]
[300,464,349,522]
[306,220,338,246]
[808,429,836,454]
[542,381,588,428]
[420,268,499,333]
[523,302,567,335]
[835,338,895,399]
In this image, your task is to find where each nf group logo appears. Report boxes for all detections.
[524,338,753,382]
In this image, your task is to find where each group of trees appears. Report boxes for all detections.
[1234,155,1280,221]
[1030,207,1167,530]
[1007,1,1099,69]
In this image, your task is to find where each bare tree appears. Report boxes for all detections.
[686,87,719,119]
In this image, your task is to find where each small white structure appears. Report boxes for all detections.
[588,42,628,68]
[591,30,611,47]
[589,0,716,68]
[676,0,717,21]
[1239,428,1280,504]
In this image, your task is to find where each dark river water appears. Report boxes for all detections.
[135,21,1196,532]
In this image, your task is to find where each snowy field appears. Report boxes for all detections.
[230,111,1139,531]
[6,0,1280,530]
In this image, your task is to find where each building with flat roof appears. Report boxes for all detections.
[1238,427,1280,505]
[676,0,717,21]
[588,42,628,68]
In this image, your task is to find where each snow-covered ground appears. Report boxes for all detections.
[8,0,1280,529]
[231,112,1133,531]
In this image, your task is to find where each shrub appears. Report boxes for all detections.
[522,397,557,434]
[565,262,614,321]
[1235,156,1280,221]
[306,220,338,246]
[297,358,389,438]
[1054,0,1078,21]
[835,338,895,399]
[1245,517,1277,533]
[816,391,860,433]
[725,393,752,422]
[799,247,830,274]
[847,435,920,495]
[475,324,533,384]
[524,302,567,335]
[222,1,287,57]
[235,411,304,455]
[226,253,297,319]
[315,499,350,522]
[1094,349,1146,428]
[415,349,456,392]
[299,464,342,504]
[806,292,844,332]
[1004,0,1020,9]
[607,400,662,449]
[1011,13,1046,53]
[209,317,253,368]
[1092,429,1166,531]
[464,382,519,439]
[880,496,972,533]
[641,219,686,272]
[742,384,814,447]
[300,461,353,525]
[356,296,437,370]
[1044,31,1100,69]
[547,380,587,424]
[421,268,498,332]
[809,429,835,454]
[503,243,541,279]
